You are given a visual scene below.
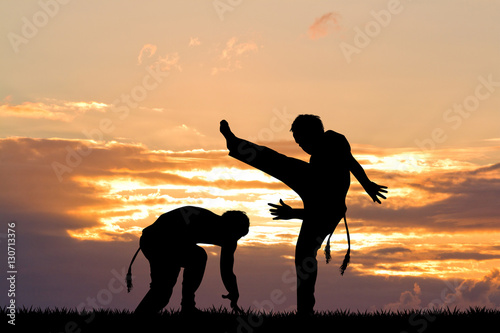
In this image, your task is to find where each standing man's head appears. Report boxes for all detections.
[222,210,250,240]
[290,114,324,155]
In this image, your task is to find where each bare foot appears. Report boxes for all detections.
[220,120,237,150]
[220,120,234,138]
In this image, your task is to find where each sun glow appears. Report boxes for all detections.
[173,167,279,183]
[356,151,477,174]
[67,169,295,241]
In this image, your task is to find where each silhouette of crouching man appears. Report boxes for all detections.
[126,206,249,315]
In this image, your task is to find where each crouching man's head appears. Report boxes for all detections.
[222,210,250,240]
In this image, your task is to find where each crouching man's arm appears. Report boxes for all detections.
[221,243,242,313]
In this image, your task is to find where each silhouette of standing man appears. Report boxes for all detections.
[126,206,249,315]
[220,115,387,315]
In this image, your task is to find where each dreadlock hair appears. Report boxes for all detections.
[324,215,351,275]
[126,247,141,292]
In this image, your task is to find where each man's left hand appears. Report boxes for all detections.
[365,182,388,204]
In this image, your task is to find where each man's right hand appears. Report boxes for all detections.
[268,199,294,220]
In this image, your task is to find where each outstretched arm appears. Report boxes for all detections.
[349,154,388,204]
[268,199,305,220]
[220,243,242,313]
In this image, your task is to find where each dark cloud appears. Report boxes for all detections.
[437,252,500,261]
[384,283,422,311]
[347,163,500,232]
[370,247,412,255]
[376,265,426,273]
[442,269,500,309]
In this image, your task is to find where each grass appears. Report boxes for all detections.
[2,306,498,332]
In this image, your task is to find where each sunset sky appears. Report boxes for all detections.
[1,0,500,314]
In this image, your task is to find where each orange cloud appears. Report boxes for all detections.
[154,52,182,72]
[189,37,201,47]
[0,99,108,122]
[212,37,260,75]
[137,44,157,65]
[137,44,181,73]
[308,12,342,40]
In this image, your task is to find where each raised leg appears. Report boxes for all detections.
[220,120,312,199]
